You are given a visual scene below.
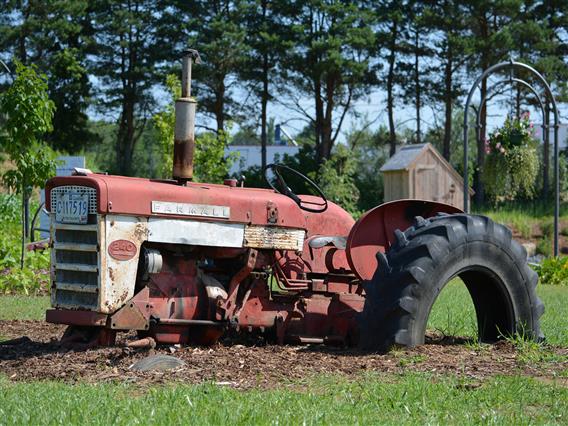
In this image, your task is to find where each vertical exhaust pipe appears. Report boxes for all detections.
[173,49,201,183]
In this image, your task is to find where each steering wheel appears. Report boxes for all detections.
[264,164,328,213]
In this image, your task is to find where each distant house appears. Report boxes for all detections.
[225,145,300,176]
[380,143,472,209]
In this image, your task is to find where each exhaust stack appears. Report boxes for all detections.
[173,49,201,183]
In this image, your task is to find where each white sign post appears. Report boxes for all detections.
[38,156,85,239]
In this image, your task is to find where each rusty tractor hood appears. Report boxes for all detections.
[45,174,355,234]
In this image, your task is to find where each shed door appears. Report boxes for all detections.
[415,166,438,201]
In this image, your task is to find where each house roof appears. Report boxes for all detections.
[379,144,428,172]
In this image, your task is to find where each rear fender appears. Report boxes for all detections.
[345,199,462,281]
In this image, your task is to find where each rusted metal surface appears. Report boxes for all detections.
[244,226,305,251]
[126,337,156,349]
[220,249,258,321]
[46,309,108,326]
[346,199,462,281]
[110,300,149,331]
[172,51,199,182]
[100,215,148,314]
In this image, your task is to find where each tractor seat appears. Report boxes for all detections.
[308,236,347,250]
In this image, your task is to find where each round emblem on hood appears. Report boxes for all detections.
[108,239,137,261]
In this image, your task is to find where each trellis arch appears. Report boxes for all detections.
[463,60,561,256]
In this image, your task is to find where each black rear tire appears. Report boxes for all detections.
[358,214,544,351]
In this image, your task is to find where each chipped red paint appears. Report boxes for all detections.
[346,199,462,281]
[46,171,456,347]
[108,239,137,261]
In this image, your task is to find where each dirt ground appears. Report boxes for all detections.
[0,320,566,389]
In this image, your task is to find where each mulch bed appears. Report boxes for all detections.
[1,320,566,389]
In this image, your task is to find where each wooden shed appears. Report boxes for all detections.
[380,143,472,209]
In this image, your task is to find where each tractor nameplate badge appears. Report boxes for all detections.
[108,239,137,261]
[152,201,230,219]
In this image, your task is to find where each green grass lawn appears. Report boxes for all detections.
[0,374,566,425]
[428,281,568,347]
[0,295,50,321]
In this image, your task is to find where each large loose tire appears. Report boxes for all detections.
[358,214,544,351]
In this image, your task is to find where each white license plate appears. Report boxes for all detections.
[55,192,89,224]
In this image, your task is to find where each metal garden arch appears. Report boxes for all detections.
[463,61,561,256]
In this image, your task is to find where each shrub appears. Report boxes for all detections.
[536,235,552,257]
[0,193,21,223]
[532,257,568,286]
[510,217,532,239]
[0,218,49,294]
[540,220,554,238]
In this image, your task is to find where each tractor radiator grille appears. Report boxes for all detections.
[51,185,98,215]
[51,187,100,310]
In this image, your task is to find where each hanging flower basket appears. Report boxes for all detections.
[482,113,539,201]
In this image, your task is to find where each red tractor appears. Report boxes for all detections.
[45,52,543,350]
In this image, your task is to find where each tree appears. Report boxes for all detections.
[316,144,360,217]
[152,74,237,183]
[171,0,248,135]
[0,61,55,266]
[241,0,286,170]
[375,0,404,156]
[347,124,390,211]
[0,0,97,153]
[279,0,376,166]
[465,0,520,205]
[511,0,568,198]
[396,1,432,145]
[89,0,174,175]
[421,0,470,160]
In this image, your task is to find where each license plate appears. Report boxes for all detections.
[55,192,89,224]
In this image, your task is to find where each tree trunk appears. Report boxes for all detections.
[260,0,268,171]
[260,54,268,171]
[18,0,29,63]
[387,20,398,157]
[214,80,226,134]
[117,91,136,175]
[442,47,453,160]
[314,77,325,164]
[414,29,421,144]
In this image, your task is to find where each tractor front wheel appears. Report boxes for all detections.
[359,214,544,351]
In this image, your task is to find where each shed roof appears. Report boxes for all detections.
[379,144,428,172]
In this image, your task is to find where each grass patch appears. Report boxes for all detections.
[0,373,566,425]
[0,295,49,320]
[537,285,568,346]
[427,279,477,339]
[428,279,568,347]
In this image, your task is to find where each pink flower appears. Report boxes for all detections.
[485,147,491,154]
[496,142,501,149]
[500,147,506,154]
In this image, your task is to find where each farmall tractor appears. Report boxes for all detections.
[45,51,544,350]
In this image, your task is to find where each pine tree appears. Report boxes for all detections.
[89,0,175,175]
[0,0,97,153]
[279,0,376,165]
